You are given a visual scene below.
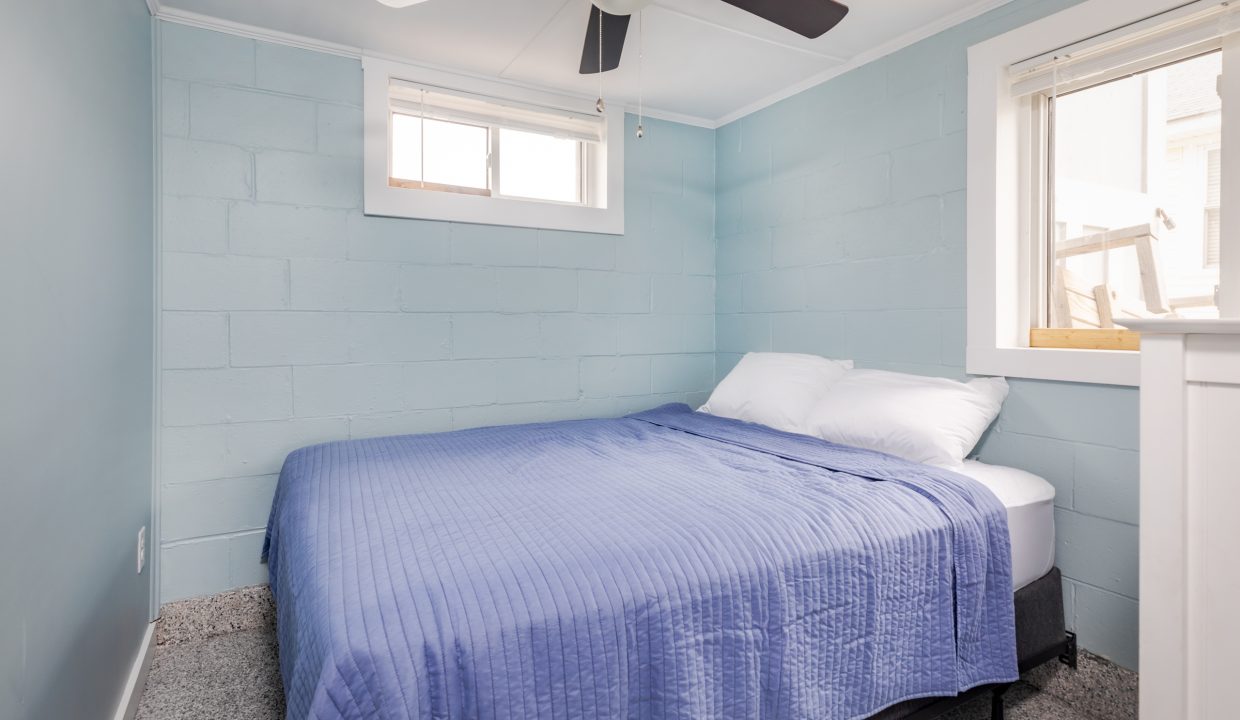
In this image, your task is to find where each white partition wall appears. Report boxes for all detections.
[1127,319,1240,719]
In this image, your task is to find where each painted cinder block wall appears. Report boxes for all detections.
[714,0,1139,669]
[155,22,717,602]
[1,1,155,717]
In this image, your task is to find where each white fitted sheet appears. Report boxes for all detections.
[957,460,1056,591]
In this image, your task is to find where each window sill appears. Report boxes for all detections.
[388,178,493,197]
[1029,328,1140,351]
[967,345,1139,386]
[363,185,624,235]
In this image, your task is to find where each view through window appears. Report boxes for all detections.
[391,115,490,192]
[1048,51,1222,339]
[389,112,587,204]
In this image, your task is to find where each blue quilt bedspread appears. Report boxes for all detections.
[264,404,1017,720]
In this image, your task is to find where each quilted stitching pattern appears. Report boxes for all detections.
[263,404,1017,720]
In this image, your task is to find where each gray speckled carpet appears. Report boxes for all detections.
[137,629,285,720]
[135,621,1136,720]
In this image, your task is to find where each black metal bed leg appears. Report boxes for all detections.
[1059,630,1078,669]
[990,683,1010,720]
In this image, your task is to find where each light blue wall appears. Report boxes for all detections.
[714,0,1140,670]
[0,1,155,718]
[155,22,716,602]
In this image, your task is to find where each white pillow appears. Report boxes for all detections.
[699,352,852,433]
[803,369,1008,468]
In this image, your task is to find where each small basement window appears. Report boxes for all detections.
[363,58,624,234]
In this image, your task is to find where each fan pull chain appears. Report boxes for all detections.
[636,9,645,139]
[596,7,606,113]
[419,89,426,189]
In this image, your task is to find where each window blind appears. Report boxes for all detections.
[1009,0,1237,97]
[389,80,603,143]
[1207,147,1222,266]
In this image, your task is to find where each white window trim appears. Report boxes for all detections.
[362,56,625,235]
[966,0,1240,387]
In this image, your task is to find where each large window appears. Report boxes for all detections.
[967,0,1240,385]
[362,58,624,234]
[1033,50,1223,351]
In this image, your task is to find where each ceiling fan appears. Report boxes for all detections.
[375,1,849,75]
[579,0,849,74]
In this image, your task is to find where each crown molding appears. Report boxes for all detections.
[148,0,1013,129]
[713,0,1016,127]
[151,3,361,58]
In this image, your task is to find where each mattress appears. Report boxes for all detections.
[957,460,1056,591]
[265,403,1018,720]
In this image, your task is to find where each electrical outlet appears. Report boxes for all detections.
[137,526,146,574]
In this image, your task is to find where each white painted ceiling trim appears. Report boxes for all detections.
[147,0,1012,129]
[152,4,362,59]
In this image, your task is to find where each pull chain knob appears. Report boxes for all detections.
[595,6,605,114]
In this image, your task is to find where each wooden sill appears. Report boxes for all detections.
[388,178,491,197]
[1030,328,1140,352]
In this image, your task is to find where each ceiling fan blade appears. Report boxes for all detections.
[718,0,848,39]
[579,5,631,74]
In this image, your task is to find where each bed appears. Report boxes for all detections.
[264,403,1070,720]
[871,461,1069,720]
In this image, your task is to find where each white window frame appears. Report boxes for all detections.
[1206,145,1222,267]
[966,0,1240,386]
[363,56,625,235]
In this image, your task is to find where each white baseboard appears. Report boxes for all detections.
[112,622,156,720]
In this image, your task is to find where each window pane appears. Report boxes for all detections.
[391,113,423,182]
[498,128,581,203]
[423,119,488,189]
[390,114,489,190]
[1049,51,1221,328]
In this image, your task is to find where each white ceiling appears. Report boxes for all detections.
[153,0,1012,126]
